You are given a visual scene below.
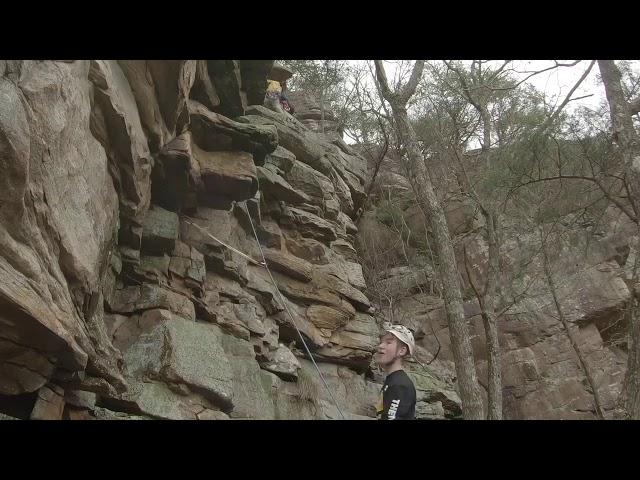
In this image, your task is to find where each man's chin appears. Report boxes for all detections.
[376,358,389,367]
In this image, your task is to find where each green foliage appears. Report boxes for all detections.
[282,60,349,98]
[374,199,405,228]
[280,60,355,130]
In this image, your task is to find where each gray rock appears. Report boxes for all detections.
[330,239,359,262]
[405,366,462,418]
[117,60,171,152]
[263,249,313,282]
[109,284,195,321]
[111,309,177,352]
[197,409,230,420]
[121,380,211,420]
[1,61,121,394]
[270,294,330,349]
[188,100,277,164]
[91,406,152,421]
[317,259,367,291]
[89,60,152,222]
[215,327,276,419]
[191,60,221,111]
[312,271,371,312]
[194,145,258,202]
[296,360,379,419]
[285,235,330,264]
[328,165,356,215]
[169,241,206,290]
[375,265,434,298]
[30,384,65,420]
[262,344,301,381]
[207,60,245,118]
[122,317,234,411]
[416,401,446,419]
[240,60,274,106]
[65,389,97,409]
[266,146,296,173]
[306,304,353,330]
[316,312,378,371]
[257,166,310,205]
[280,206,338,243]
[203,302,252,341]
[136,255,171,280]
[141,205,180,255]
[286,159,335,201]
[256,219,283,249]
[238,106,334,176]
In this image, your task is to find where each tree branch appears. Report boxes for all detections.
[399,60,425,103]
[487,60,583,92]
[353,117,390,222]
[507,173,638,223]
[463,242,485,311]
[374,60,393,102]
[537,60,596,135]
[629,96,640,116]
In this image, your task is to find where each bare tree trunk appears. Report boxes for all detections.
[353,121,389,223]
[480,106,492,165]
[444,62,503,417]
[616,237,640,418]
[374,60,484,419]
[474,110,502,419]
[482,211,502,419]
[598,60,640,419]
[542,241,606,419]
[462,212,502,420]
[625,292,640,418]
[455,131,503,419]
[320,87,325,134]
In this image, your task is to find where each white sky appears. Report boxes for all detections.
[510,60,604,112]
[355,60,606,109]
[342,60,640,144]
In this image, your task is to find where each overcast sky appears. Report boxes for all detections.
[357,60,608,110]
[342,60,640,145]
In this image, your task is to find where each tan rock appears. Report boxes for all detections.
[264,249,313,282]
[194,144,258,202]
[30,384,65,420]
[306,304,353,330]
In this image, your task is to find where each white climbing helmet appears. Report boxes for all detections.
[383,323,415,357]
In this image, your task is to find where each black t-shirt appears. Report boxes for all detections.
[376,370,417,420]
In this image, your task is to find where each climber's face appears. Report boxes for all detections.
[376,333,406,367]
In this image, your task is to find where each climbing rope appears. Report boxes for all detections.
[179,208,346,419]
[240,201,346,420]
[182,216,265,267]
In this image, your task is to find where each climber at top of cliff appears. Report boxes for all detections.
[265,63,295,115]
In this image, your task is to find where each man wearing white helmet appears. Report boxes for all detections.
[375,323,417,420]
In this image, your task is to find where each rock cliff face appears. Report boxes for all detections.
[0,60,459,420]
[7,60,624,420]
[357,145,636,420]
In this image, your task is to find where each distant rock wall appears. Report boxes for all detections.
[358,144,635,420]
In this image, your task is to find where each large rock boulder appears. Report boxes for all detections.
[188,100,277,165]
[119,316,235,414]
[257,166,310,205]
[107,284,196,321]
[1,60,123,395]
[0,60,387,422]
[194,146,258,201]
[141,205,179,255]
